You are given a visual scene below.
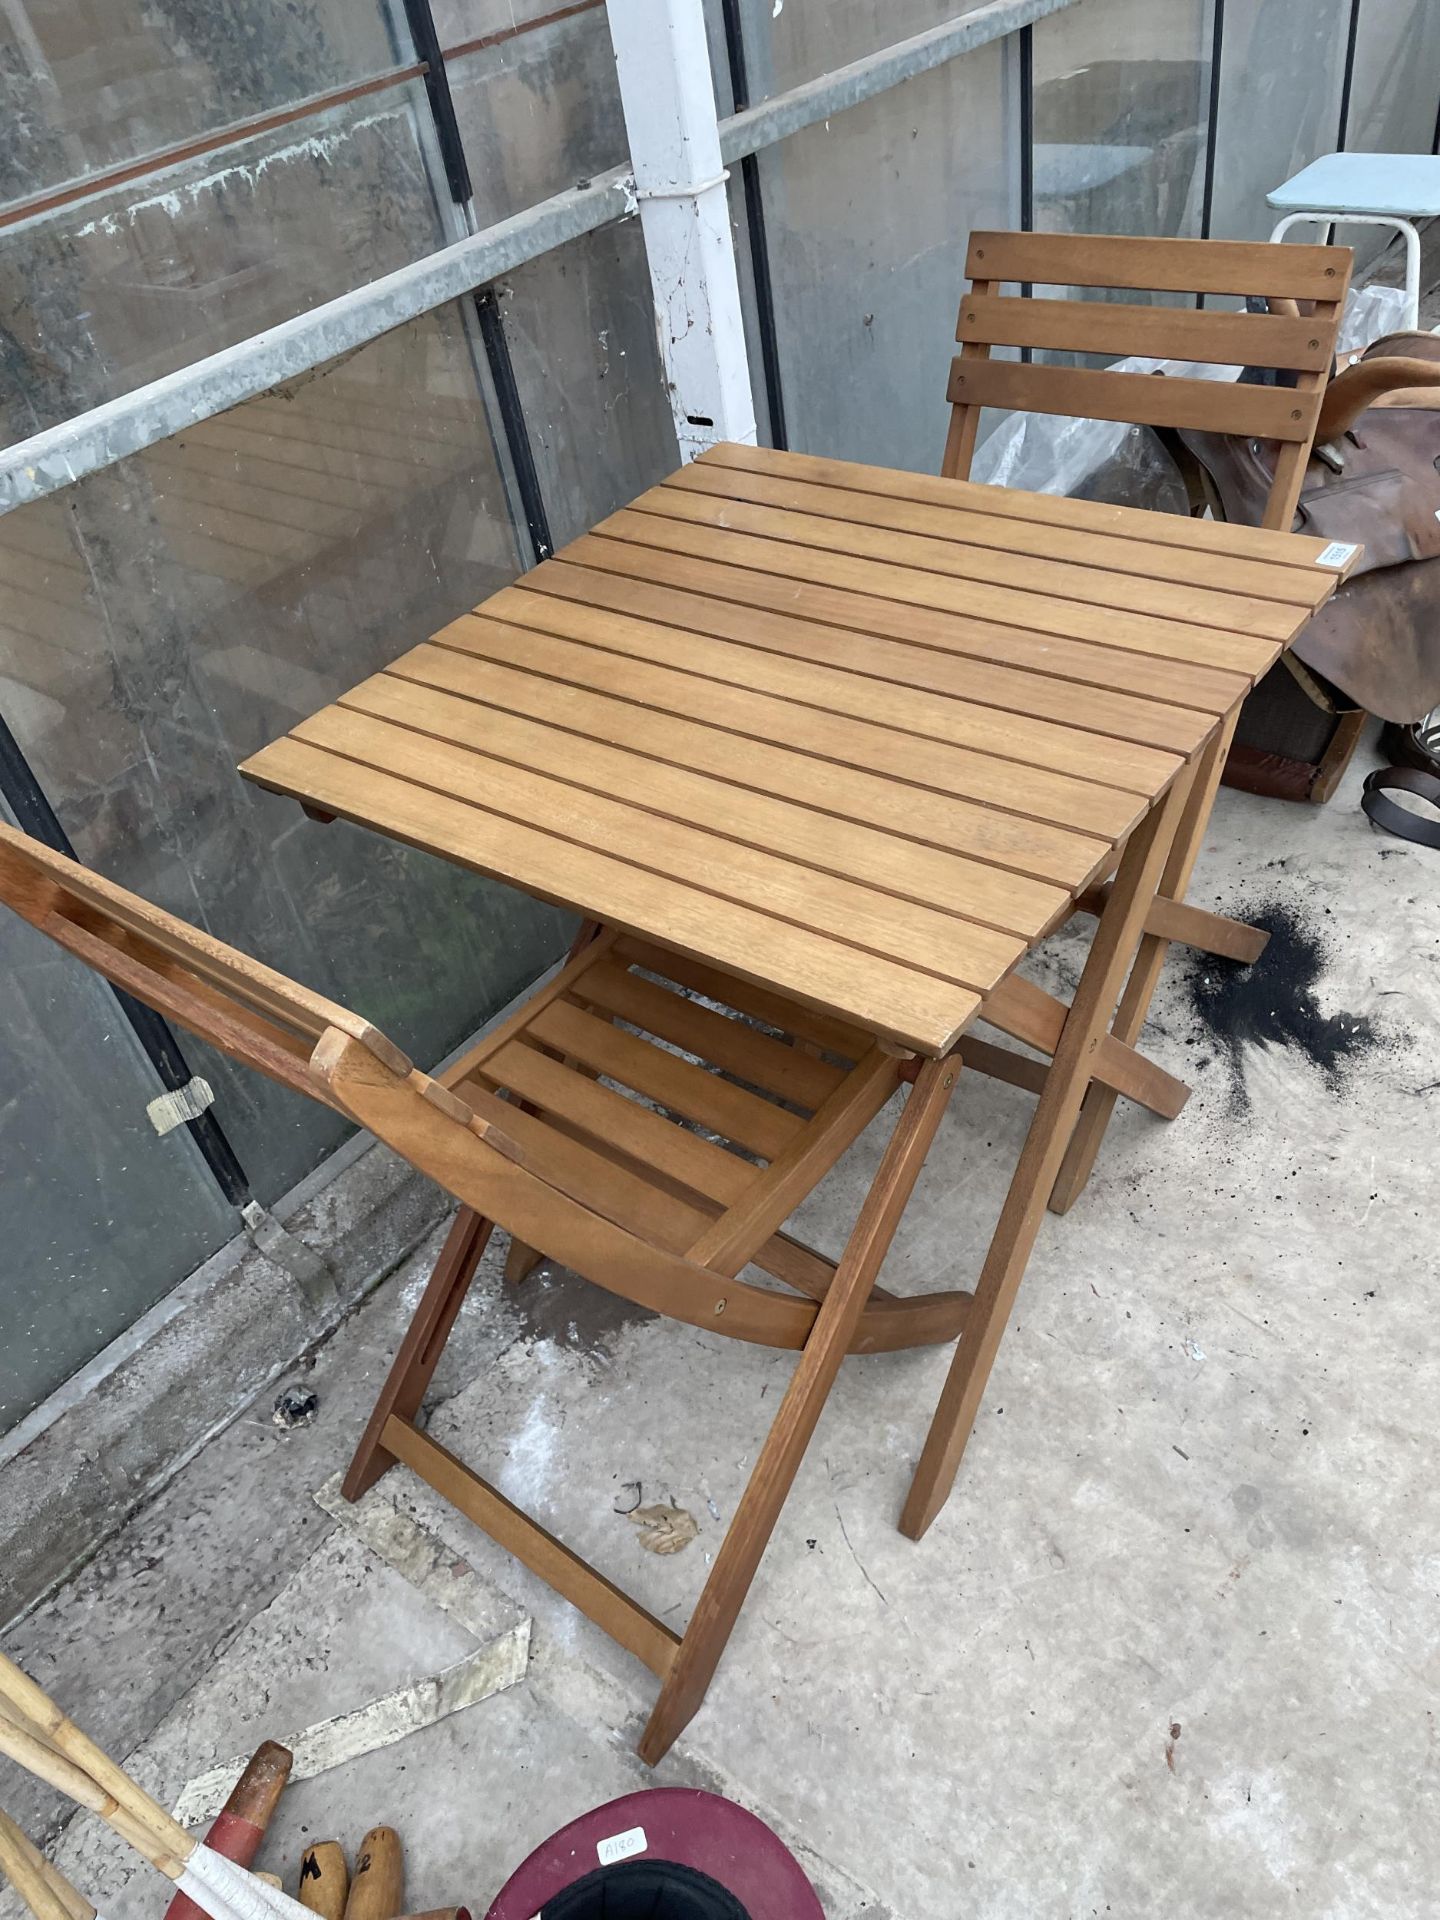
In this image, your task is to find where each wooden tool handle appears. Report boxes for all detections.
[0,1810,89,1920]
[162,1743,293,1920]
[297,1844,349,1920]
[341,1829,403,1920]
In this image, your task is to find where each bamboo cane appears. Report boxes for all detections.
[0,1659,188,1874]
[0,1811,95,1920]
[0,1659,315,1920]
[0,1711,168,1869]
[0,1811,90,1920]
[29,1846,94,1920]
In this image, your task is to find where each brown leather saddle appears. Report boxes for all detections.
[1176,330,1440,725]
[1172,329,1440,801]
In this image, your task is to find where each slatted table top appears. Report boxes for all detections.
[241,442,1353,1056]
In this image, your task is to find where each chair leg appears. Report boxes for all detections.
[900,767,1194,1544]
[1048,713,1237,1218]
[503,1234,544,1285]
[343,1206,495,1500]
[638,1053,961,1766]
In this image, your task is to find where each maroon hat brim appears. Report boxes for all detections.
[483,1788,824,1919]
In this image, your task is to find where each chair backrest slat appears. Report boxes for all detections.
[946,356,1319,442]
[964,229,1350,301]
[957,292,1334,372]
[945,228,1353,533]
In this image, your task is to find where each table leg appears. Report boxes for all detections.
[899,764,1195,1543]
[639,1052,961,1766]
[1048,712,1237,1218]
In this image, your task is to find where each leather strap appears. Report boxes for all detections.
[1361,765,1440,847]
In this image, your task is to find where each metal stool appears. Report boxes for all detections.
[1268,151,1440,330]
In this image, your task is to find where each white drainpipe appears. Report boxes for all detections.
[606,0,758,461]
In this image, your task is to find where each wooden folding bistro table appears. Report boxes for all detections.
[240,442,1353,1760]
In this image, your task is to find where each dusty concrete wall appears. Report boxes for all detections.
[0,1135,444,1628]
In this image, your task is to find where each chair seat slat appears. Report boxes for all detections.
[528,997,805,1160]
[479,1036,756,1209]
[575,957,847,1110]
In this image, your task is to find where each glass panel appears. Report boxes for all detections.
[0,0,400,206]
[1343,0,1440,269]
[1207,0,1348,243]
[754,38,1018,473]
[723,0,1003,97]
[442,7,628,226]
[0,80,451,439]
[1033,0,1213,239]
[441,8,683,539]
[0,802,235,1431]
[501,220,681,547]
[1347,0,1440,153]
[0,302,570,1202]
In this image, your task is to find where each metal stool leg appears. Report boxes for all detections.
[1270,210,1421,330]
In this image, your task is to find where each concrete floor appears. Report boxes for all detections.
[1,736,1436,1920]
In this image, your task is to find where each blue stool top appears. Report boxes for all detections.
[1268,151,1440,219]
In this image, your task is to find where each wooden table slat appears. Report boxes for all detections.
[556,539,1251,712]
[517,566,1217,755]
[243,735,984,1054]
[292,705,1029,989]
[667,460,1337,610]
[699,441,1357,581]
[482,588,1186,793]
[636,485,1303,640]
[342,671,1072,936]
[382,643,1114,889]
[593,512,1283,678]
[436,617,1153,840]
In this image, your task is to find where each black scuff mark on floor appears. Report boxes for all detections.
[1182,896,1397,1112]
[508,1253,656,1355]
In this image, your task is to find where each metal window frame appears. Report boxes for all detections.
[719,0,788,448]
[1336,0,1364,151]
[0,0,1082,515]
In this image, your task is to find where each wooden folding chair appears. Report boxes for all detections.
[938,229,1352,1217]
[0,822,975,1764]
